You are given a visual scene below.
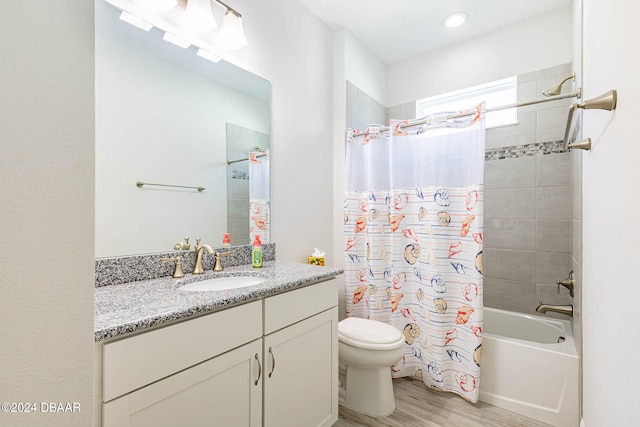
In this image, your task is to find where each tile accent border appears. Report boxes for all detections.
[485,140,567,161]
[95,243,276,287]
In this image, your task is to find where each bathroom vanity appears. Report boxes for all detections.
[94,261,342,427]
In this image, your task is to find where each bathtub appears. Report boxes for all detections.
[479,307,579,427]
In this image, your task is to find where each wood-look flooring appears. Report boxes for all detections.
[333,377,553,427]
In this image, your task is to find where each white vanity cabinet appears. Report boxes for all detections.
[263,279,339,427]
[97,278,338,427]
[103,339,263,426]
[100,300,263,427]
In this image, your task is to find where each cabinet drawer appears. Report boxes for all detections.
[103,300,262,402]
[264,279,337,335]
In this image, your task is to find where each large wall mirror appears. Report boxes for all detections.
[95,0,270,258]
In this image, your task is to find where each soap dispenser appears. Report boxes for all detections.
[252,235,263,268]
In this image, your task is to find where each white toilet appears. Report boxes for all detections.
[338,317,405,417]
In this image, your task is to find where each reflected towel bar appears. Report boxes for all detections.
[136,181,205,192]
[227,152,267,165]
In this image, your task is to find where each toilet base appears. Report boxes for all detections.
[338,364,396,417]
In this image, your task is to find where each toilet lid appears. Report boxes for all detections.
[338,317,403,345]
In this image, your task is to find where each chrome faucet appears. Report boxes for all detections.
[193,238,213,275]
[536,302,573,318]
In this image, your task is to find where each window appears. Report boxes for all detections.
[416,76,517,129]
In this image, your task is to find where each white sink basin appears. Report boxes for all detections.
[178,276,266,292]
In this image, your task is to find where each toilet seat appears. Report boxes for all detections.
[338,317,405,350]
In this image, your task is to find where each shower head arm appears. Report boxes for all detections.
[557,74,576,87]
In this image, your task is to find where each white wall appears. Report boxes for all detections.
[387,5,573,106]
[95,1,269,257]
[332,30,348,319]
[581,0,640,424]
[231,0,335,264]
[0,1,95,426]
[344,30,388,106]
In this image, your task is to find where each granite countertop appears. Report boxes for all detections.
[95,261,343,342]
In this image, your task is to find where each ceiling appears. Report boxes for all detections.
[297,0,572,65]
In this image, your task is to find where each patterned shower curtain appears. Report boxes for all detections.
[249,150,270,244]
[344,104,485,402]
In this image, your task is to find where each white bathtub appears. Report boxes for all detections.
[479,307,579,427]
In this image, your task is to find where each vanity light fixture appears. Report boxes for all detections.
[163,32,191,48]
[185,0,217,33]
[442,11,468,29]
[119,11,153,31]
[106,0,248,52]
[155,0,178,13]
[217,8,248,50]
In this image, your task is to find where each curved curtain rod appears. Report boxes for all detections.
[350,90,582,138]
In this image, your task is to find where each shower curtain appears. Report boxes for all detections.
[344,104,485,402]
[249,150,270,244]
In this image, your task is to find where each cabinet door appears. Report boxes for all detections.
[263,308,338,427]
[103,339,263,427]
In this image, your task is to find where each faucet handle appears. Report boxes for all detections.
[556,271,575,297]
[213,251,232,271]
[161,257,185,278]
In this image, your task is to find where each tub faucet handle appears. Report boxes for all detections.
[556,271,575,297]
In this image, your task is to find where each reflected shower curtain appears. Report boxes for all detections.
[344,104,485,402]
[249,150,270,244]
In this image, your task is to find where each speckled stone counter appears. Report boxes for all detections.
[95,261,343,342]
[95,243,277,287]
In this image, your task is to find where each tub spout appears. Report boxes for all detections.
[536,302,573,318]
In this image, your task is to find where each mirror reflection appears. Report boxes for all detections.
[95,0,270,258]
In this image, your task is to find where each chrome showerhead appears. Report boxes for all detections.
[542,74,575,97]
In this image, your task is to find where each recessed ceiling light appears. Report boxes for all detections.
[443,12,468,29]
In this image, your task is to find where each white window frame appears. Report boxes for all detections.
[416,76,518,129]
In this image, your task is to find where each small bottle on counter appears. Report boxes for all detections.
[222,232,231,247]
[252,235,263,268]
